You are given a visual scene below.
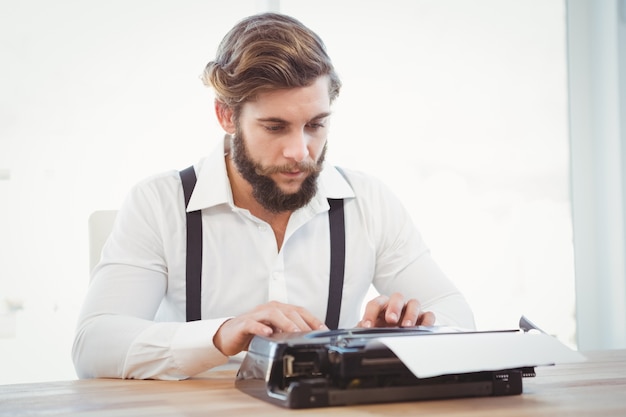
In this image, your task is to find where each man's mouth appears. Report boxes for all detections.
[278,169,305,179]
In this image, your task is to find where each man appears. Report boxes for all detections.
[72,12,475,380]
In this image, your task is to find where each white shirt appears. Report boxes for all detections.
[72,140,475,380]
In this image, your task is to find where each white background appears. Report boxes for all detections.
[0,0,573,383]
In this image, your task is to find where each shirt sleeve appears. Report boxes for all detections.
[72,174,229,380]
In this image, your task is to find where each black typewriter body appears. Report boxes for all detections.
[235,327,534,409]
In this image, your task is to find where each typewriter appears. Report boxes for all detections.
[235,326,536,409]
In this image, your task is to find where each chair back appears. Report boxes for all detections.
[88,210,118,272]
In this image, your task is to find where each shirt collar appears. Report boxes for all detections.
[186,137,232,212]
[185,137,355,213]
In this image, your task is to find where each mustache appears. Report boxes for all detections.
[254,159,322,176]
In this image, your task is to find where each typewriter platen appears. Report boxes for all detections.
[235,327,535,409]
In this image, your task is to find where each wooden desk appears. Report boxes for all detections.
[2,350,625,416]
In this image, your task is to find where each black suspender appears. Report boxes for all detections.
[179,166,203,322]
[325,198,346,330]
[179,166,346,328]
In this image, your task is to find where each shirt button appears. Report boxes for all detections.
[258,224,267,231]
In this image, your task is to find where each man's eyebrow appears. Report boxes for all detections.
[256,112,332,124]
[256,117,288,123]
[310,112,332,120]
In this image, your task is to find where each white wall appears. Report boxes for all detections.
[0,0,577,383]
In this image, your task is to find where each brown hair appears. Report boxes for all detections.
[202,13,341,116]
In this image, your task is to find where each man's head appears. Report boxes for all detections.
[203,13,341,213]
[202,13,341,120]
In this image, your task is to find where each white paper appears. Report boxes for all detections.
[375,331,586,379]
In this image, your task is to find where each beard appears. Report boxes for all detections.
[231,130,326,213]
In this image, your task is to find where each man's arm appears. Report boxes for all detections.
[73,176,230,379]
[343,170,475,330]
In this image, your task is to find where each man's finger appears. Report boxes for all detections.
[399,298,421,327]
[417,311,436,326]
[384,292,406,325]
[359,295,390,328]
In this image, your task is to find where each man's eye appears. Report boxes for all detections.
[306,122,325,129]
[264,125,283,132]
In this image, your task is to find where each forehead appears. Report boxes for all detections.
[241,76,331,121]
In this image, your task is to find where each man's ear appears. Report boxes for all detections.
[215,100,236,134]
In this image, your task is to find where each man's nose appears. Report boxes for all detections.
[283,130,310,162]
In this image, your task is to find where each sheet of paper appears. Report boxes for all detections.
[375,331,586,379]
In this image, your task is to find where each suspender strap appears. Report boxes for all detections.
[179,165,346,327]
[179,166,203,322]
[325,198,346,330]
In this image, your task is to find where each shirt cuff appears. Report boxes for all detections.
[170,319,230,377]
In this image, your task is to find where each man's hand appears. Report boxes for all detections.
[357,292,436,328]
[213,301,328,356]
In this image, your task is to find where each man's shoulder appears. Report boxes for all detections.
[329,166,389,194]
[132,157,210,191]
[133,169,183,192]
